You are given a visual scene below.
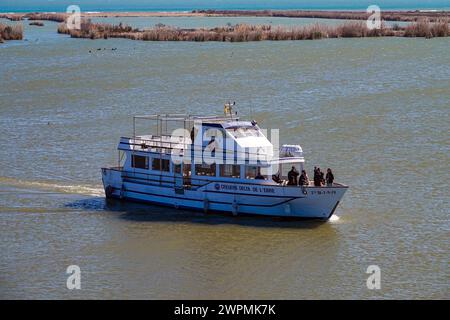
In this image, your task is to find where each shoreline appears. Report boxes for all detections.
[1,9,450,22]
[1,10,449,43]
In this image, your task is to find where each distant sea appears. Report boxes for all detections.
[1,0,450,13]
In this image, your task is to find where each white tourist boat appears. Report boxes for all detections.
[102,110,348,220]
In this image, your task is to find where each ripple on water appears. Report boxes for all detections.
[0,26,449,299]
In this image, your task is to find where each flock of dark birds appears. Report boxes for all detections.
[88,47,117,53]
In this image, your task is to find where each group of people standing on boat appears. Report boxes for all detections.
[287,166,334,187]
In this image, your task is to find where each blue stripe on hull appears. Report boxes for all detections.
[115,186,297,208]
[108,194,330,221]
[108,188,333,220]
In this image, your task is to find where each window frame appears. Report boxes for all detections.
[131,154,149,170]
[194,163,216,177]
[152,158,170,172]
[219,164,241,178]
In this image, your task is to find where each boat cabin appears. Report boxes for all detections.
[116,114,305,188]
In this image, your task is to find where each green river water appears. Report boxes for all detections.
[0,18,448,299]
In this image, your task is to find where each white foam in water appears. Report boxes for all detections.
[329,215,340,222]
[0,176,104,197]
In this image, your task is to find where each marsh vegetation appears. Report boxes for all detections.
[57,19,449,42]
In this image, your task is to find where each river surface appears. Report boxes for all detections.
[0,18,449,299]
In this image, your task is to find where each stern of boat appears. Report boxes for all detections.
[101,167,123,198]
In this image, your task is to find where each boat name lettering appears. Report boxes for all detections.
[216,184,275,193]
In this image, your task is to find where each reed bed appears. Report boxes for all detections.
[0,23,24,42]
[0,13,67,22]
[404,19,449,38]
[56,19,449,42]
[2,10,450,23]
[58,20,138,39]
[0,14,24,21]
[26,13,67,22]
[195,9,450,23]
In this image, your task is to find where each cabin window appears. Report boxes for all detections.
[174,163,191,175]
[245,166,267,180]
[131,155,149,169]
[220,164,240,178]
[184,164,191,174]
[245,166,257,179]
[152,158,170,172]
[195,163,216,176]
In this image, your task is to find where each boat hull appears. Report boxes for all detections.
[102,168,348,220]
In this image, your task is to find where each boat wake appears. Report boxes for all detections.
[0,176,104,197]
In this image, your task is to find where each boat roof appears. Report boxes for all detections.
[134,114,240,123]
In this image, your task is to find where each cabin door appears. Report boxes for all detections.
[174,163,184,194]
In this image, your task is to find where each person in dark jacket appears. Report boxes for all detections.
[299,170,309,186]
[326,168,334,186]
[287,166,299,186]
[314,167,320,187]
[314,167,322,186]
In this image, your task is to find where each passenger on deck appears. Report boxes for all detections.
[299,170,309,186]
[326,168,334,186]
[314,167,323,187]
[287,166,299,186]
[272,172,281,183]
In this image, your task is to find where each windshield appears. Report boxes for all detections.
[227,126,262,139]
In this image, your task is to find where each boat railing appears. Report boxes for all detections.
[133,114,240,140]
[108,167,347,189]
[117,168,278,189]
[133,114,240,123]
[121,136,274,163]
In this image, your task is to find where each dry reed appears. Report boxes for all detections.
[404,18,449,38]
[26,13,67,22]
[195,9,450,23]
[0,23,24,41]
[56,19,450,42]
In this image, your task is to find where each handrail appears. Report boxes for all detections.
[119,168,278,188]
[133,114,239,122]
[121,136,275,162]
[107,167,348,189]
